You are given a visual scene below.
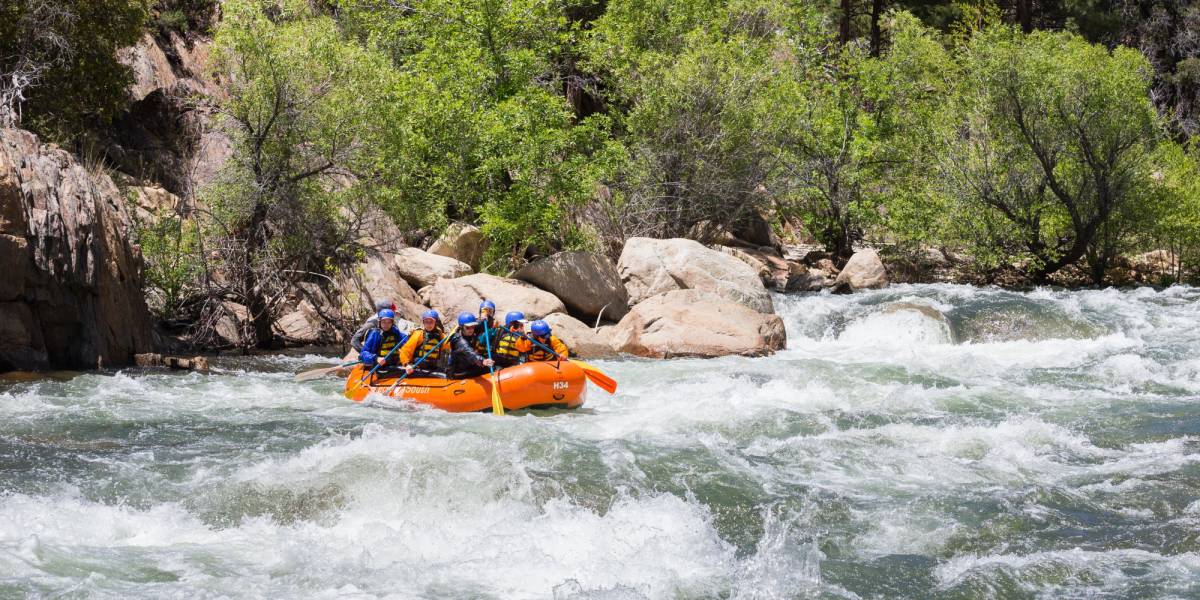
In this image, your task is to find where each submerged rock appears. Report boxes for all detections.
[514,251,629,322]
[617,237,775,314]
[609,289,786,358]
[0,128,154,370]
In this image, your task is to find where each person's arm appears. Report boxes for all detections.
[552,336,570,359]
[360,330,382,364]
[452,335,487,367]
[398,331,422,365]
[515,337,532,354]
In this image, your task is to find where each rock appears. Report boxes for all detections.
[428,222,489,271]
[134,352,210,372]
[0,129,154,371]
[419,274,567,321]
[273,299,326,345]
[344,249,427,323]
[609,290,786,358]
[134,353,163,367]
[729,208,781,249]
[541,313,617,359]
[110,33,230,196]
[686,220,741,246]
[396,247,472,289]
[617,237,774,314]
[128,185,182,222]
[513,251,629,322]
[718,246,773,288]
[833,249,888,292]
[213,301,249,347]
[880,302,957,343]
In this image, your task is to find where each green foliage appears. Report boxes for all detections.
[151,0,219,34]
[0,0,148,140]
[936,25,1160,280]
[137,212,203,317]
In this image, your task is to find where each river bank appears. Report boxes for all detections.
[2,284,1198,598]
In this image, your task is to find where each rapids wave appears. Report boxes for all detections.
[2,284,1199,598]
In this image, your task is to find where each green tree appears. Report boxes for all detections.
[938,26,1160,282]
[0,0,148,139]
[208,0,395,348]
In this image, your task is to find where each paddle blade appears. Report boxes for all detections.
[295,365,339,382]
[570,359,617,394]
[490,373,505,415]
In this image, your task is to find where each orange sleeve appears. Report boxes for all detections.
[398,330,423,365]
[515,337,532,353]
[552,337,570,359]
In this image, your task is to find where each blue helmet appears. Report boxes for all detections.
[505,311,525,327]
[457,312,479,328]
[377,308,396,320]
[421,309,439,322]
[530,320,550,337]
[479,299,496,313]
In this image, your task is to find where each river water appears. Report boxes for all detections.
[2,284,1200,599]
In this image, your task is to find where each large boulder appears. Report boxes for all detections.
[609,290,786,358]
[833,249,888,292]
[0,129,154,370]
[513,251,629,322]
[617,237,774,313]
[419,274,566,321]
[396,247,472,289]
[341,249,427,324]
[428,222,489,271]
[541,313,617,359]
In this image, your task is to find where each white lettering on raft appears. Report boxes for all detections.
[552,381,569,390]
[394,387,429,395]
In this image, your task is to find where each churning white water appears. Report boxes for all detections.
[2,284,1200,598]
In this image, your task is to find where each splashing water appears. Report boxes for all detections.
[2,284,1200,598]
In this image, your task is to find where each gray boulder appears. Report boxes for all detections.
[420,274,566,321]
[609,290,786,358]
[617,237,774,314]
[514,251,629,322]
[396,247,472,289]
[833,249,888,292]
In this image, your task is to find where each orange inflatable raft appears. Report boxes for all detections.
[343,361,587,412]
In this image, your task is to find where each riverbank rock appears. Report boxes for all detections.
[420,274,567,321]
[833,249,888,292]
[514,251,629,322]
[609,290,786,358]
[0,128,154,371]
[428,222,489,271]
[342,249,428,323]
[396,247,472,289]
[541,313,616,359]
[617,237,775,314]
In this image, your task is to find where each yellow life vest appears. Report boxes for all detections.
[528,335,567,361]
[377,328,402,361]
[495,330,525,360]
[416,328,444,362]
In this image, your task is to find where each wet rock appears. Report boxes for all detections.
[609,290,786,358]
[833,249,888,292]
[0,129,154,371]
[428,222,489,271]
[879,301,957,344]
[514,251,629,322]
[541,313,617,359]
[419,274,566,321]
[617,237,775,314]
[396,247,472,289]
[134,352,210,371]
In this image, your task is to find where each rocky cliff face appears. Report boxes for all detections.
[0,129,154,370]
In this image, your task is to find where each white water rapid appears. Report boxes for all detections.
[2,284,1199,598]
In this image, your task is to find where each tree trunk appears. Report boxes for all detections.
[1016,0,1032,33]
[869,0,884,57]
[244,201,275,350]
[839,0,853,44]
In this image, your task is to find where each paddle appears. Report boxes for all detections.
[482,323,504,415]
[295,361,359,382]
[522,334,617,394]
[382,326,458,396]
[348,327,410,392]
